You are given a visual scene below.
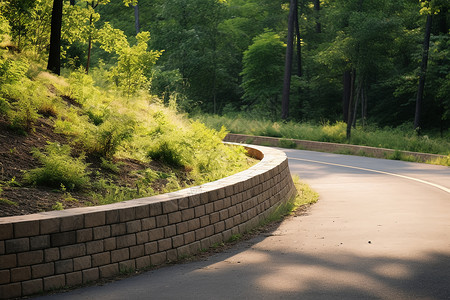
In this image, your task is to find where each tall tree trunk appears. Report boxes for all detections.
[294,0,302,119]
[47,0,63,75]
[352,81,361,128]
[85,13,93,74]
[361,86,367,128]
[346,69,355,140]
[343,70,351,123]
[414,14,432,132]
[281,0,296,120]
[294,0,301,77]
[133,4,140,34]
[313,0,321,33]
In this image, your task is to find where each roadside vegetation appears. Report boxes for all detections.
[196,113,450,166]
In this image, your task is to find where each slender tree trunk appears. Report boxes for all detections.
[313,0,321,33]
[86,13,93,74]
[361,86,367,128]
[414,14,432,132]
[352,81,361,128]
[346,69,355,140]
[133,5,140,34]
[47,0,63,75]
[281,0,296,120]
[294,0,301,77]
[343,70,351,123]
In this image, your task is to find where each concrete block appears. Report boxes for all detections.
[91,252,110,267]
[129,245,144,259]
[86,240,104,255]
[126,220,141,234]
[148,202,162,217]
[31,262,54,278]
[22,278,43,296]
[51,231,76,247]
[141,217,156,230]
[93,225,111,240]
[158,238,172,252]
[104,237,116,251]
[116,234,136,249]
[135,256,150,269]
[60,215,84,232]
[10,266,31,282]
[73,256,91,271]
[14,220,39,238]
[111,248,129,263]
[84,211,106,228]
[17,250,43,266]
[76,228,93,243]
[119,207,136,222]
[60,243,86,259]
[111,223,126,236]
[156,215,168,227]
[5,238,29,253]
[150,252,166,266]
[82,268,99,284]
[148,228,164,242]
[30,235,50,250]
[65,271,82,286]
[144,242,158,255]
[0,270,9,284]
[99,263,119,278]
[43,274,65,291]
[44,248,59,262]
[55,259,73,274]
[168,211,182,224]
[0,282,21,299]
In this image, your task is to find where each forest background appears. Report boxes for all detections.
[0,0,450,144]
[1,0,449,134]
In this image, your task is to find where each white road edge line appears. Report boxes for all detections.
[289,157,450,194]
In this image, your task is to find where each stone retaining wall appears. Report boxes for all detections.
[0,144,296,299]
[224,133,447,162]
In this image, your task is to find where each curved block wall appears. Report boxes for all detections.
[0,144,296,299]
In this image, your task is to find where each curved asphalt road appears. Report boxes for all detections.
[38,149,450,300]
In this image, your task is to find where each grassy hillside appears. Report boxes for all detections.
[0,52,255,217]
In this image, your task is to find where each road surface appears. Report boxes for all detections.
[38,149,450,299]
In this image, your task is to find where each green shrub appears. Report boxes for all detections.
[23,142,90,190]
[0,96,10,115]
[148,140,185,167]
[94,114,135,158]
[2,80,43,132]
[279,138,297,149]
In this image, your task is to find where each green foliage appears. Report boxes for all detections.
[279,139,297,149]
[103,29,162,97]
[52,202,64,211]
[240,30,285,118]
[0,96,10,115]
[197,114,450,156]
[0,198,18,207]
[100,158,120,173]
[66,67,96,105]
[1,78,43,132]
[0,56,29,85]
[93,114,135,158]
[23,142,90,190]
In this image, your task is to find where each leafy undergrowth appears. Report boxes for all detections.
[196,114,450,156]
[0,54,256,217]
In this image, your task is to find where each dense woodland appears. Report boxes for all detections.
[1,0,449,134]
